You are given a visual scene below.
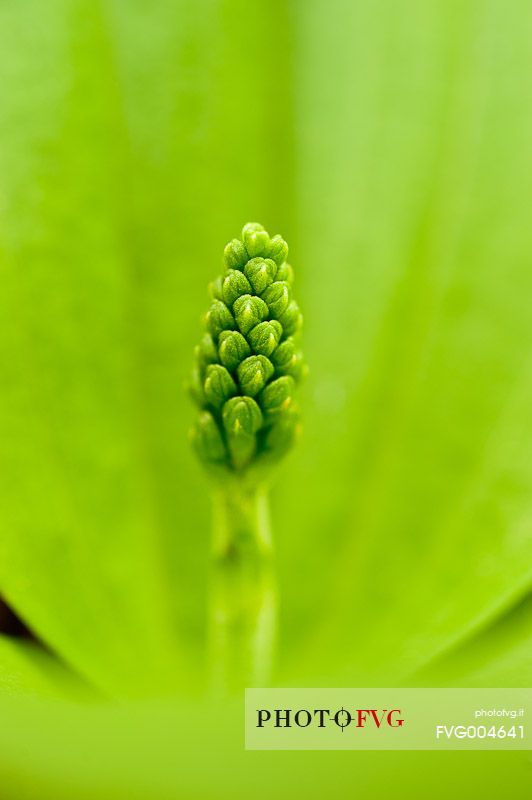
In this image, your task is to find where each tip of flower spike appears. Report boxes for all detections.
[243,225,270,259]
[241,222,265,237]
[190,223,304,473]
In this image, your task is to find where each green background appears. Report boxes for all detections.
[0,0,531,796]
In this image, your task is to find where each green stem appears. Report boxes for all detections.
[208,483,277,693]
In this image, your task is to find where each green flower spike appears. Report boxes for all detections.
[189,222,305,693]
[190,221,305,475]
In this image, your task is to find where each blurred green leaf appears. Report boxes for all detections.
[0,635,90,698]
[278,0,532,683]
[418,591,532,687]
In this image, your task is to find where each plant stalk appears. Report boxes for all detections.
[208,482,277,693]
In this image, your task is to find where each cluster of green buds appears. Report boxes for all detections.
[190,223,305,473]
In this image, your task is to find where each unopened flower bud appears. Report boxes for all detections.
[261,281,290,318]
[244,257,277,294]
[209,275,223,300]
[274,262,294,285]
[218,330,251,372]
[223,238,248,270]
[248,320,282,357]
[189,365,206,406]
[242,222,270,258]
[259,375,295,416]
[206,299,235,337]
[222,269,252,306]
[271,337,305,378]
[191,411,227,465]
[222,395,263,436]
[263,407,300,459]
[222,396,263,470]
[204,364,237,409]
[286,351,306,380]
[267,234,289,266]
[271,337,295,369]
[233,294,268,335]
[237,355,274,396]
[278,299,302,336]
[242,222,264,235]
[195,333,218,371]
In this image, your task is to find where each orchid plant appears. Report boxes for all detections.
[0,0,531,797]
